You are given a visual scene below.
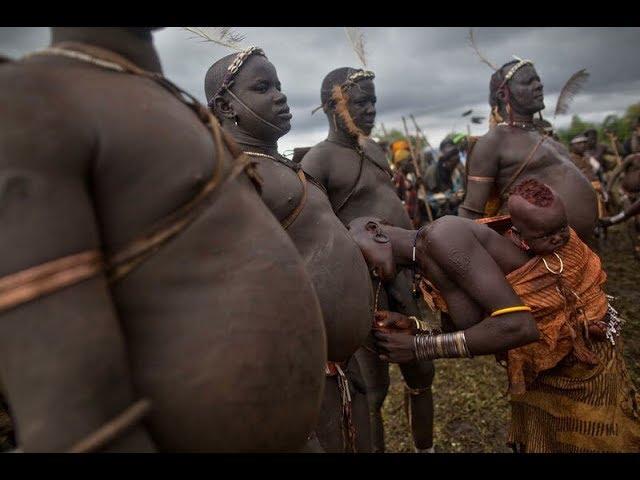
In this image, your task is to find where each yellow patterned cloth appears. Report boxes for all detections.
[508,339,640,452]
[503,229,607,395]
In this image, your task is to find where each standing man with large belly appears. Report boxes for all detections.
[204,46,373,453]
[0,27,326,452]
[302,67,435,453]
[459,57,598,243]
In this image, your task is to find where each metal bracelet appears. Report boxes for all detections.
[414,331,472,361]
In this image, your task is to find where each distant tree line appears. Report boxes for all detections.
[555,102,640,145]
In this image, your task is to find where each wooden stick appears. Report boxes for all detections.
[380,122,389,138]
[409,114,431,148]
[402,116,434,223]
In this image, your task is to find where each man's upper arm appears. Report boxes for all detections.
[427,219,523,315]
[459,133,500,217]
[301,147,331,189]
[0,73,153,451]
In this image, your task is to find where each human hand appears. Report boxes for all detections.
[373,310,418,334]
[373,330,417,363]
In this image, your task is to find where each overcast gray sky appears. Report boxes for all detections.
[2,27,639,153]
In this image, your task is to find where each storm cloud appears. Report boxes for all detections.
[2,27,639,153]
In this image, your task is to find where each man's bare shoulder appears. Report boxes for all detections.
[361,138,392,174]
[466,128,508,175]
[425,215,510,249]
[301,140,340,176]
[473,127,508,150]
[0,61,93,171]
[420,216,479,245]
[303,140,337,162]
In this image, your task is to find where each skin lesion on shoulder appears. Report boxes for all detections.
[418,217,474,279]
[447,248,471,279]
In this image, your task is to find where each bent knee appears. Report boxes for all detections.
[400,359,435,389]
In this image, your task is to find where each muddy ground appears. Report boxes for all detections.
[383,225,640,453]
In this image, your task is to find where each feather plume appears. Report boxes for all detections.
[183,27,246,51]
[332,85,366,140]
[554,69,590,117]
[467,28,498,71]
[344,27,368,68]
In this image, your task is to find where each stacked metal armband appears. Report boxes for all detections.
[414,330,472,361]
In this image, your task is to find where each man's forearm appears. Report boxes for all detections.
[413,312,538,360]
[626,198,640,219]
[459,178,495,218]
[458,203,486,218]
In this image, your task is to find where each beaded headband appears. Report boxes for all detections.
[210,46,266,105]
[501,55,534,86]
[346,69,375,84]
[311,68,376,114]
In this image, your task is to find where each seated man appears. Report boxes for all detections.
[569,135,599,181]
[349,179,640,453]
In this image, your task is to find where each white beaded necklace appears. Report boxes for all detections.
[244,151,277,161]
[497,121,537,130]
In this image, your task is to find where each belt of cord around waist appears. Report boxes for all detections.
[325,360,357,452]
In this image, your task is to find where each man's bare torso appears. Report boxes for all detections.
[302,139,413,229]
[467,126,597,240]
[249,157,373,361]
[416,216,531,330]
[0,56,325,451]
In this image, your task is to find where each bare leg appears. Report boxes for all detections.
[399,359,435,451]
[345,355,372,452]
[354,340,390,453]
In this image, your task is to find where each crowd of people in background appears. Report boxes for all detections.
[379,119,640,258]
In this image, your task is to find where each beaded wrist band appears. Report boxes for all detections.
[210,46,266,104]
[610,212,626,224]
[414,331,472,361]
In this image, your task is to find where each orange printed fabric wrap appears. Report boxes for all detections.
[504,228,608,395]
[419,279,448,313]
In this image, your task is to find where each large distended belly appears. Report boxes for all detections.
[110,180,326,452]
[288,187,373,362]
[338,185,413,229]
